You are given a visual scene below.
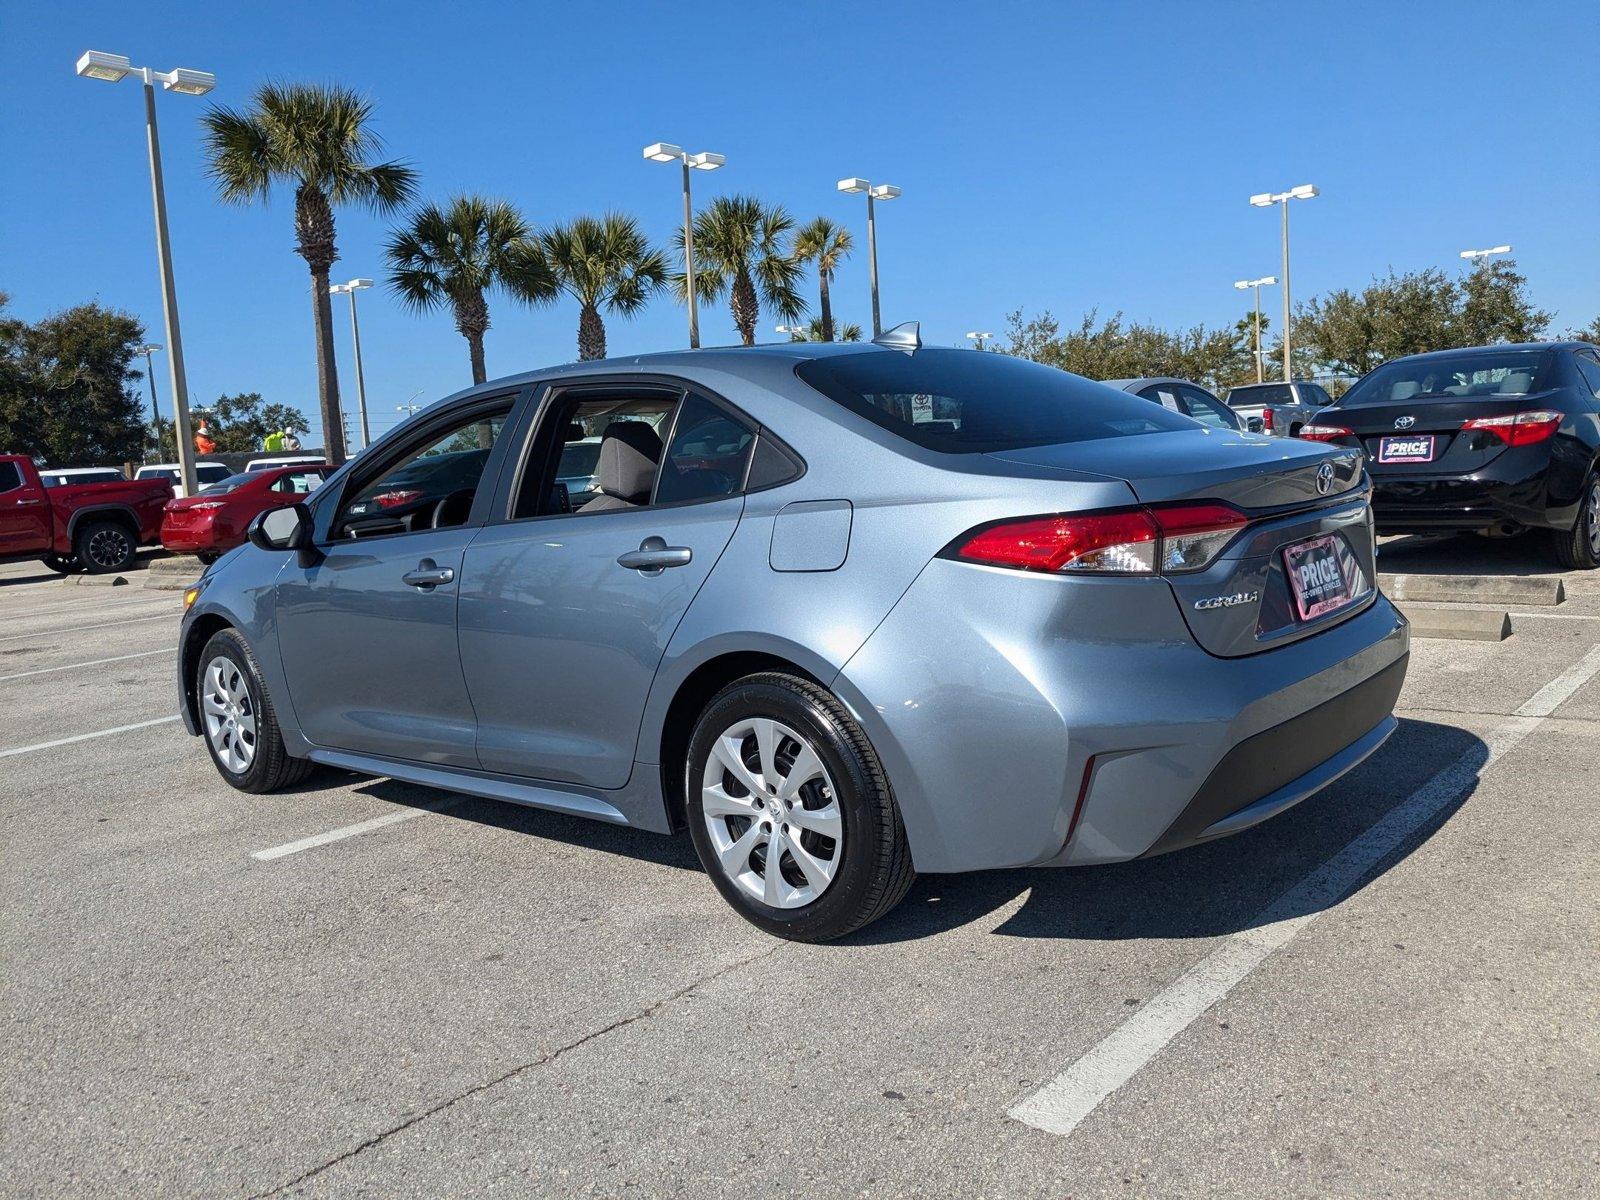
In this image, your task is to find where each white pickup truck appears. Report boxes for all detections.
[1223,380,1335,437]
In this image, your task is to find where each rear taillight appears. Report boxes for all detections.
[952,502,1248,576]
[1460,410,1562,447]
[1262,408,1274,433]
[373,488,424,509]
[1299,424,1355,443]
[190,501,226,511]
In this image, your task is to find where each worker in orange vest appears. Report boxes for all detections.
[194,418,217,456]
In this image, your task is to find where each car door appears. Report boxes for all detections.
[0,460,53,554]
[458,384,753,788]
[273,396,519,766]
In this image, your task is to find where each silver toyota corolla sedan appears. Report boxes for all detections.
[178,327,1408,941]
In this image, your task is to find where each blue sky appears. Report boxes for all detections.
[3,0,1595,443]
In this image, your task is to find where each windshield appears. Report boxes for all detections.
[198,471,255,496]
[1342,350,1551,406]
[795,349,1192,454]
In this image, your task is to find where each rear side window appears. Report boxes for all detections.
[1574,352,1600,399]
[794,349,1189,454]
[656,393,755,504]
[0,461,21,493]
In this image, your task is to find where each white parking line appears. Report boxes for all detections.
[0,715,182,759]
[252,798,460,861]
[1009,645,1600,1138]
[0,613,176,643]
[0,647,177,683]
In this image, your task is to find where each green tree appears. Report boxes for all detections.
[676,195,805,345]
[785,317,863,343]
[1566,316,1600,345]
[535,214,666,361]
[386,196,557,384]
[194,392,311,454]
[201,83,418,465]
[1457,258,1552,346]
[792,216,853,342]
[0,300,148,465]
[1000,308,1253,391]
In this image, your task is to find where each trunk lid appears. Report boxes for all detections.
[1319,392,1559,476]
[987,429,1376,656]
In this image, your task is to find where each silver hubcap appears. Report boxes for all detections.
[87,528,130,568]
[1587,480,1600,556]
[202,656,257,773]
[700,717,843,909]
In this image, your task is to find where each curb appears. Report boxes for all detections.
[1402,604,1513,642]
[1379,573,1565,607]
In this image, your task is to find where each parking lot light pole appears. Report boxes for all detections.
[838,178,901,337]
[965,331,993,351]
[76,50,214,497]
[134,342,164,460]
[644,143,725,350]
[329,279,374,450]
[1249,184,1317,384]
[1460,244,1512,267]
[1233,276,1277,383]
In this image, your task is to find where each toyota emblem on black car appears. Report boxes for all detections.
[1395,415,1416,428]
[1316,462,1335,494]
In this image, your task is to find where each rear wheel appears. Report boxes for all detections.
[685,672,914,942]
[73,519,135,574]
[197,628,315,793]
[1552,471,1600,571]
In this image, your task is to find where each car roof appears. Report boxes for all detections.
[1099,376,1205,392]
[1395,340,1584,361]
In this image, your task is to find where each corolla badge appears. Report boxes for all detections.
[1194,591,1259,611]
[1316,461,1335,494]
[1394,415,1416,428]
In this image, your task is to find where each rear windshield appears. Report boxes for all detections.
[1226,384,1294,407]
[794,349,1191,454]
[199,472,256,496]
[1341,350,1551,406]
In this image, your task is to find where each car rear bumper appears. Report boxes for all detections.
[161,518,224,553]
[835,558,1410,873]
[1371,447,1570,533]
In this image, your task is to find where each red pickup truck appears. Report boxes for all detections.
[0,454,173,574]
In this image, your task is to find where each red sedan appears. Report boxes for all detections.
[161,465,329,562]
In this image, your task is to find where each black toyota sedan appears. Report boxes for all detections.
[1301,342,1600,569]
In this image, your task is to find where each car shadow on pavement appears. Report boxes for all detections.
[847,716,1487,946]
[0,568,61,587]
[1378,532,1566,578]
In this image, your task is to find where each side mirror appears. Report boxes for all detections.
[248,502,312,553]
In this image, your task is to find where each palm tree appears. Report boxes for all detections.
[385,196,555,385]
[785,317,863,343]
[676,195,805,346]
[201,84,417,464]
[792,217,853,342]
[536,214,666,361]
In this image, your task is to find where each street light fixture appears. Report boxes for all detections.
[838,177,901,337]
[965,331,993,351]
[1233,276,1278,384]
[775,323,808,341]
[328,278,374,449]
[75,49,215,496]
[1248,184,1317,382]
[644,142,724,349]
[1460,244,1512,264]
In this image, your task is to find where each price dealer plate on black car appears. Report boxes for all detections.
[1377,434,1436,463]
[1284,534,1357,622]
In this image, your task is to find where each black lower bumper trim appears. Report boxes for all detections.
[1143,653,1409,857]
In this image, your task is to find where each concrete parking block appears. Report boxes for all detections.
[1401,604,1512,641]
[58,574,128,587]
[1379,572,1565,606]
[142,555,204,591]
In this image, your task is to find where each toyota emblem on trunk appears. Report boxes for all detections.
[1316,461,1335,494]
[1395,415,1416,428]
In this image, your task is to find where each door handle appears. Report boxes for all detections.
[402,559,455,589]
[616,536,693,575]
[15,498,43,506]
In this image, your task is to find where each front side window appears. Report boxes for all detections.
[337,406,510,538]
[795,350,1189,454]
[1341,350,1551,406]
[655,393,755,504]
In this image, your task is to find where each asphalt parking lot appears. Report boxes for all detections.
[2,541,1597,1198]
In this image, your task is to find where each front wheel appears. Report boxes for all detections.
[685,672,914,942]
[1552,471,1600,571]
[197,628,315,793]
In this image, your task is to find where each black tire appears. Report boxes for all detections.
[195,628,315,794]
[1552,471,1600,571]
[685,672,915,942]
[196,551,220,566]
[41,553,79,574]
[73,519,136,574]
